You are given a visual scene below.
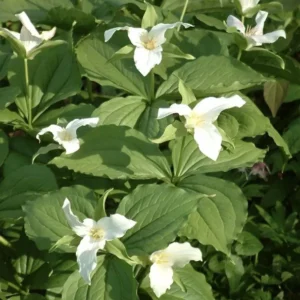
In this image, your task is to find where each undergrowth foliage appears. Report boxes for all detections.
[0,0,299,299]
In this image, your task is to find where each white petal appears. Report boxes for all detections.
[16,12,39,36]
[149,263,173,298]
[96,214,136,241]
[226,15,245,34]
[157,103,192,119]
[40,27,56,41]
[127,28,149,47]
[36,124,63,142]
[66,117,99,136]
[20,26,42,53]
[194,123,222,161]
[76,235,104,284]
[253,10,268,35]
[164,242,202,268]
[134,47,162,76]
[250,30,286,45]
[149,22,193,46]
[240,0,260,13]
[62,198,89,237]
[0,28,21,40]
[193,95,246,123]
[61,138,80,155]
[104,26,129,42]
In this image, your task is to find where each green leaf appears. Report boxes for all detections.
[0,86,20,109]
[107,45,134,64]
[77,29,151,99]
[163,43,195,60]
[140,264,214,300]
[235,232,263,256]
[196,14,226,30]
[92,96,147,128]
[32,143,62,164]
[0,130,9,167]
[179,79,197,105]
[283,118,300,155]
[156,55,266,99]
[225,255,244,294]
[178,175,247,255]
[0,29,27,58]
[0,165,57,220]
[94,188,113,220]
[117,184,202,255]
[172,136,266,178]
[51,125,172,180]
[8,42,82,123]
[141,2,161,29]
[151,121,187,144]
[0,44,12,79]
[24,185,97,250]
[0,108,24,125]
[62,256,137,300]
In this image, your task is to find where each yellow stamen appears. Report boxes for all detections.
[152,252,170,264]
[58,129,73,141]
[143,39,156,50]
[185,111,204,129]
[89,228,105,240]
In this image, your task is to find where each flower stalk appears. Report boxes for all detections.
[178,0,189,31]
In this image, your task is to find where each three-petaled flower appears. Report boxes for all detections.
[157,95,246,161]
[104,22,193,76]
[149,242,202,298]
[0,11,56,56]
[36,118,99,154]
[226,11,286,49]
[62,198,136,283]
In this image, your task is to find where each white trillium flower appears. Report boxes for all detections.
[104,22,193,76]
[239,0,260,14]
[149,242,202,298]
[36,118,99,154]
[1,11,56,55]
[226,11,286,49]
[62,198,136,283]
[157,95,246,161]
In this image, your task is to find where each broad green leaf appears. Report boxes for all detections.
[0,165,57,220]
[8,42,82,123]
[76,29,151,99]
[117,184,202,255]
[285,84,300,103]
[235,232,263,256]
[92,96,147,128]
[62,256,137,300]
[107,45,134,64]
[179,79,196,105]
[34,103,94,127]
[163,43,195,60]
[156,56,267,99]
[24,186,96,250]
[141,2,161,28]
[0,86,20,109]
[264,80,289,117]
[178,175,247,255]
[172,136,266,178]
[51,125,172,180]
[0,29,27,58]
[225,255,244,294]
[0,108,24,125]
[0,130,8,167]
[141,264,214,300]
[32,143,62,164]
[94,188,113,219]
[196,14,226,30]
[151,121,187,144]
[283,118,300,155]
[0,44,12,79]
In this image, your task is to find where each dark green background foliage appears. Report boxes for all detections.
[0,0,300,299]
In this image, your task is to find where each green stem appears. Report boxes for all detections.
[24,58,32,127]
[177,0,189,31]
[150,70,155,101]
[87,79,94,102]
[237,48,242,60]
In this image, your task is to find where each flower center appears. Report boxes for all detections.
[143,39,157,50]
[185,112,204,129]
[245,25,261,36]
[89,228,105,240]
[58,129,73,141]
[152,252,170,264]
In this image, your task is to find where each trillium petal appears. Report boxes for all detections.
[20,26,42,53]
[134,47,162,76]
[240,0,260,13]
[96,214,136,241]
[194,123,222,161]
[66,118,99,135]
[104,26,129,42]
[40,27,56,41]
[226,15,245,34]
[36,124,63,142]
[0,28,21,40]
[61,138,80,155]
[16,12,39,36]
[76,235,104,284]
[62,198,89,237]
[157,103,192,119]
[149,22,193,46]
[254,10,268,35]
[127,28,149,47]
[165,242,202,268]
[193,95,246,123]
[149,263,174,298]
[249,30,286,45]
